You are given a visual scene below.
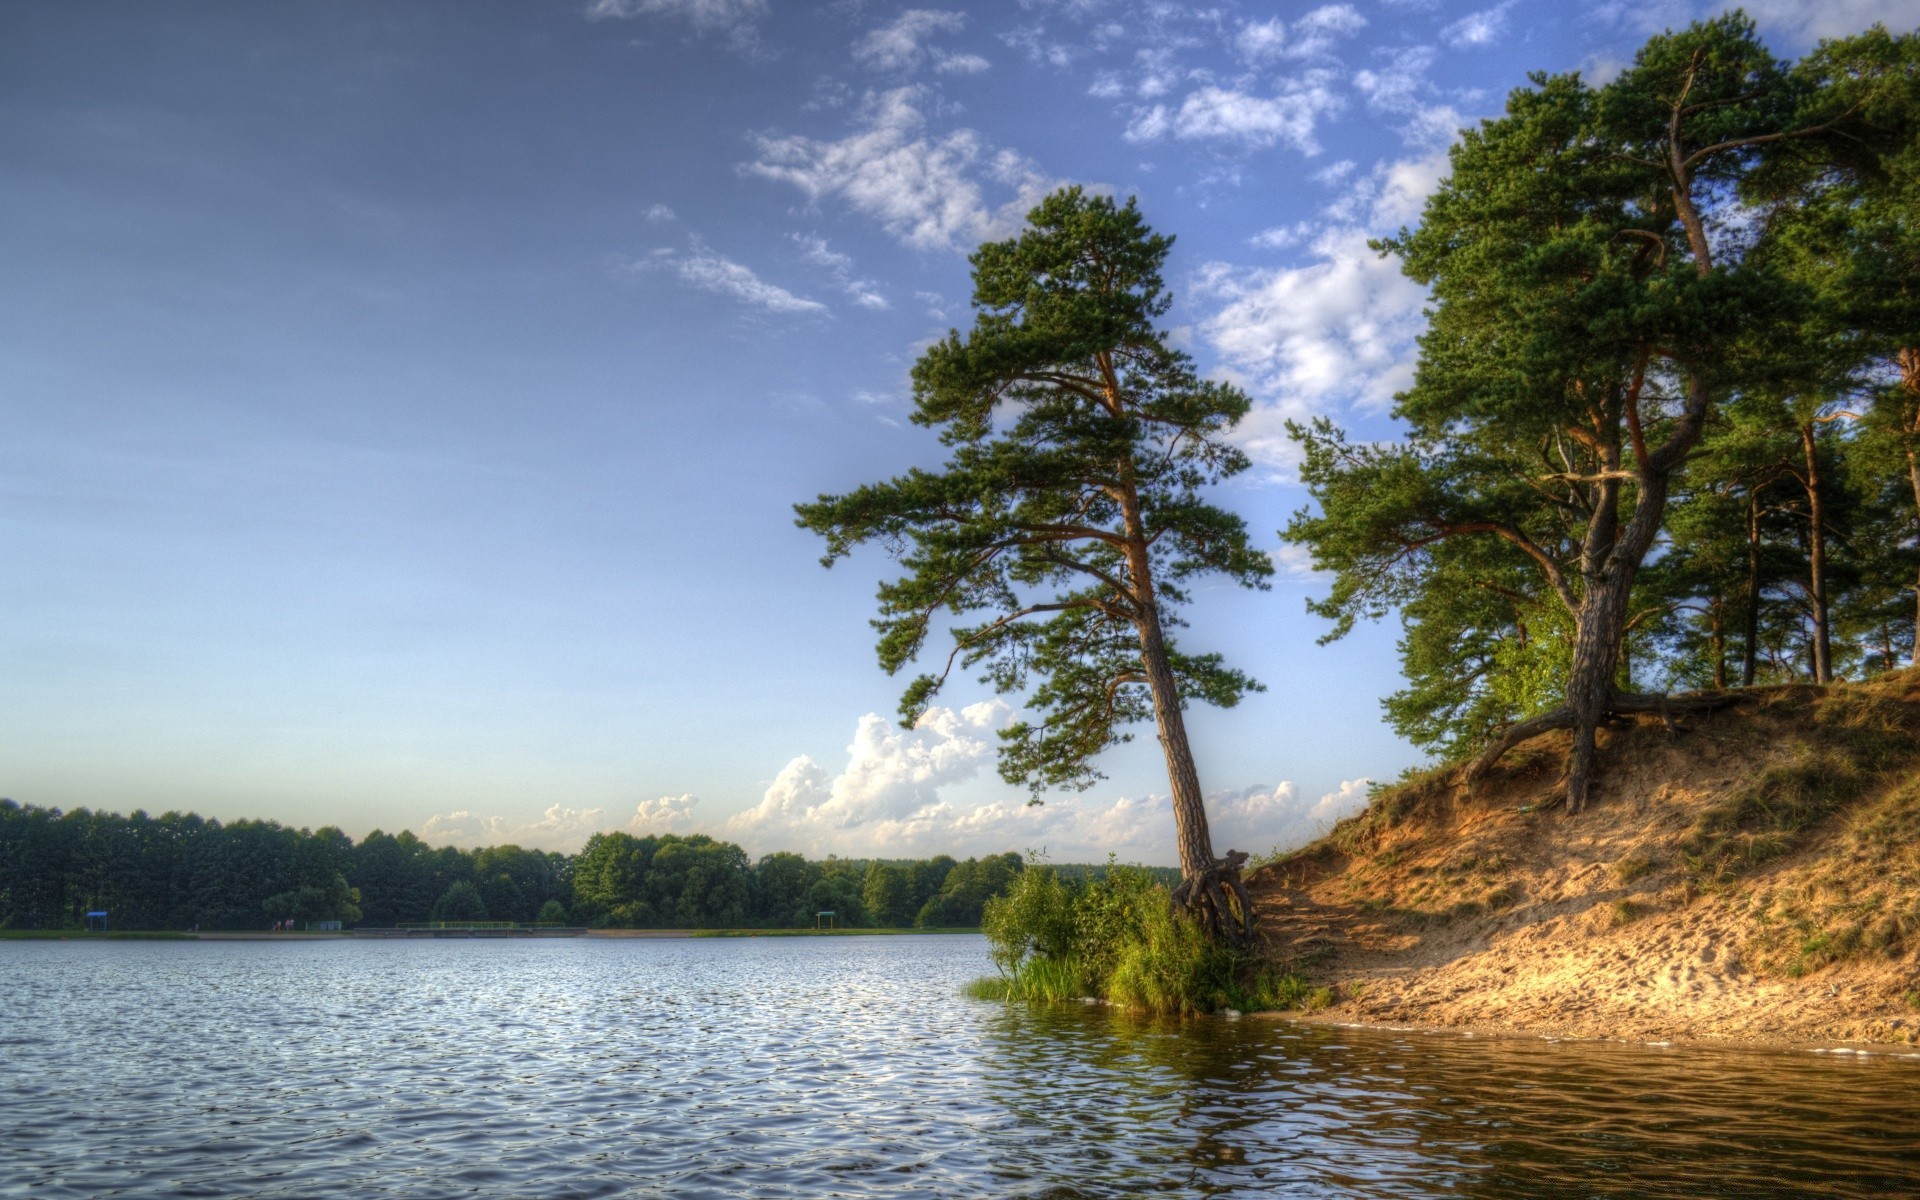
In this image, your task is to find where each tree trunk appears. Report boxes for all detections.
[1566,576,1632,814]
[1743,489,1762,687]
[1901,348,1920,668]
[1799,423,1832,684]
[1116,478,1248,944]
[1710,599,1726,691]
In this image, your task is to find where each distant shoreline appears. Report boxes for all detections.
[0,926,983,942]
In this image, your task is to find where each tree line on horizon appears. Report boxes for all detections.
[0,798,1172,932]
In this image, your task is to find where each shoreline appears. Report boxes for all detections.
[0,926,983,942]
[1271,1010,1920,1060]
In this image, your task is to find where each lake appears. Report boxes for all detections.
[3,935,1916,1197]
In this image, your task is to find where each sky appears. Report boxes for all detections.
[3,0,1914,863]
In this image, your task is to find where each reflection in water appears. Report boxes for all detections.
[976,1004,1920,1197]
[2,937,1915,1198]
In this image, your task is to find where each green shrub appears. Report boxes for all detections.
[972,857,1312,1015]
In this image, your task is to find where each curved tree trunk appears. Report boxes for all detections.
[1116,474,1249,944]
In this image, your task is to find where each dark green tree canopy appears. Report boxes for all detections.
[798,187,1272,797]
[1287,14,1913,807]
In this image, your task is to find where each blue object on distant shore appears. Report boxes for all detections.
[85,911,108,932]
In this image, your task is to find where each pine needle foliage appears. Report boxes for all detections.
[795,188,1272,799]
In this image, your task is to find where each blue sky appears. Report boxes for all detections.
[3,0,1911,861]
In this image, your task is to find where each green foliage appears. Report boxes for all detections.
[976,859,1308,1014]
[263,872,362,926]
[1286,16,1920,757]
[430,881,488,923]
[0,799,1033,932]
[796,187,1271,798]
[861,863,914,928]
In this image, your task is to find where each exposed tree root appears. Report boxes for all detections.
[1172,849,1254,947]
[1465,689,1757,804]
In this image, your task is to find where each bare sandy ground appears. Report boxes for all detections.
[1249,677,1920,1049]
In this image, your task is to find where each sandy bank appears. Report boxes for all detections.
[1250,672,1920,1047]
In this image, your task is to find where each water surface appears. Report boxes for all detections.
[4,936,1916,1197]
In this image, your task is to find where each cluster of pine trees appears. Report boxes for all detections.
[0,799,1052,932]
[1287,17,1919,809]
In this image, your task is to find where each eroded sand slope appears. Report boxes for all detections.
[1250,673,1920,1046]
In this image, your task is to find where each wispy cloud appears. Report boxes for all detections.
[793,234,889,310]
[585,0,768,52]
[853,9,988,75]
[1441,1,1516,48]
[1235,5,1369,63]
[638,243,827,314]
[1125,79,1343,153]
[744,87,1055,251]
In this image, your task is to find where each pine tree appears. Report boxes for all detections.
[797,189,1273,940]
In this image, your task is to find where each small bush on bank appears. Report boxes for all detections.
[973,859,1307,1015]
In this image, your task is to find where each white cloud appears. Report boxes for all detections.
[1353,46,1465,148]
[1288,5,1370,57]
[628,793,702,834]
[1195,224,1430,463]
[1236,17,1290,63]
[793,233,889,309]
[937,52,992,75]
[642,245,827,314]
[854,9,989,75]
[1251,221,1315,250]
[644,203,677,223]
[744,87,1055,251]
[1126,79,1343,153]
[585,0,768,50]
[1738,0,1920,43]
[1441,1,1516,48]
[1209,778,1371,852]
[1592,0,1920,45]
[726,702,1009,854]
[417,804,609,852]
[711,703,1363,862]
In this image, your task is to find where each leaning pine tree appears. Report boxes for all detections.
[1288,15,1898,813]
[796,188,1273,942]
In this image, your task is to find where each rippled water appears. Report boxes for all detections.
[3,936,1917,1198]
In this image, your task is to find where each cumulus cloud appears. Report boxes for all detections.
[644,203,677,223]
[1126,79,1343,153]
[793,233,889,309]
[1195,224,1430,463]
[726,702,1010,853]
[628,792,703,834]
[853,10,989,75]
[639,244,827,314]
[743,87,1055,251]
[585,0,767,51]
[417,804,609,852]
[1209,778,1371,851]
[712,703,1365,862]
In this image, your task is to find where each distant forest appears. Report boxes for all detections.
[0,799,1175,932]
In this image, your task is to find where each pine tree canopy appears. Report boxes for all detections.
[796,187,1273,797]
